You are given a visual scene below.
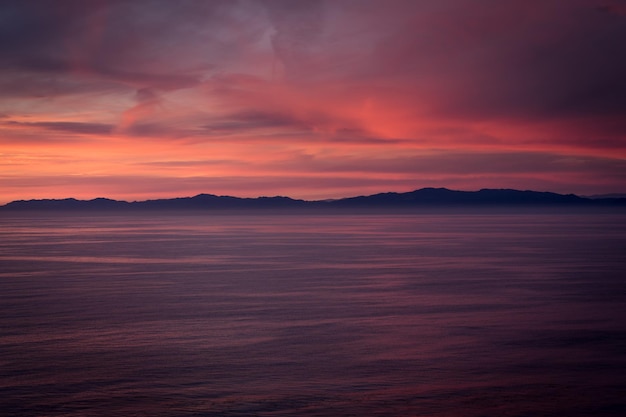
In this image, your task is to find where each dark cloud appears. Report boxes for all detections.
[0,70,122,98]
[202,110,307,134]
[374,0,626,120]
[8,121,114,135]
[0,120,113,143]
[4,0,623,118]
[0,0,260,94]
[123,122,174,138]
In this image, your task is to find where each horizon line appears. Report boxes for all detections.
[3,187,626,207]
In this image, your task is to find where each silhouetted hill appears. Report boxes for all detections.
[1,194,308,211]
[136,194,307,210]
[1,197,131,211]
[2,188,625,211]
[329,188,591,206]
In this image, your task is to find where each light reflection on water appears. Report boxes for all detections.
[1,211,625,416]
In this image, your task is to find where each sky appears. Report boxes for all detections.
[1,0,625,203]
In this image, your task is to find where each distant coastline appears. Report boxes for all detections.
[2,188,625,211]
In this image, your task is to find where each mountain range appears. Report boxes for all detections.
[2,188,625,211]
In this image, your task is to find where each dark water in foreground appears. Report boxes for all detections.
[1,211,625,416]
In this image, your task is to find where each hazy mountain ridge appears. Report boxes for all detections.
[2,188,625,211]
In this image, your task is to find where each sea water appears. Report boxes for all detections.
[1,211,625,416]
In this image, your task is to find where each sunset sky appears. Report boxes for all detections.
[1,0,625,203]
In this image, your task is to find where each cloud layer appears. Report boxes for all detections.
[1,0,624,202]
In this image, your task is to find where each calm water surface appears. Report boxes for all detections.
[1,211,625,416]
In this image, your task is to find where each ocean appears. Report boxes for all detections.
[1,211,625,416]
